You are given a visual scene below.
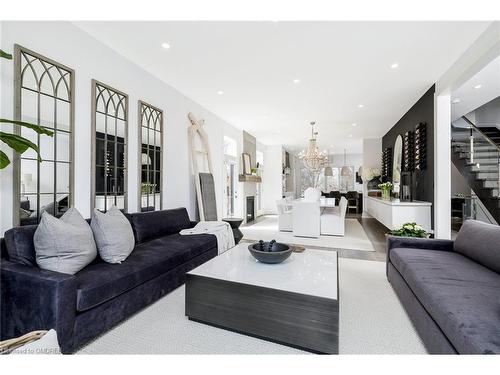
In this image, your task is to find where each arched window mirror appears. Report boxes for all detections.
[14,45,75,226]
[91,80,128,212]
[138,101,163,212]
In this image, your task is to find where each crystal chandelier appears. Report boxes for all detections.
[298,121,328,172]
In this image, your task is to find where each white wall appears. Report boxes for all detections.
[451,163,471,196]
[262,144,283,215]
[0,21,242,234]
[221,123,244,219]
[362,138,382,216]
[256,141,266,216]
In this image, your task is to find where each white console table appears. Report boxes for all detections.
[365,196,432,232]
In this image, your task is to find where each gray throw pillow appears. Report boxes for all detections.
[91,206,135,264]
[454,219,500,273]
[34,208,97,275]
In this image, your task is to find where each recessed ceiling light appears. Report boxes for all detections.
[217,90,224,95]
[348,134,353,138]
[390,63,399,69]
[452,98,461,104]
[161,42,170,49]
[357,104,364,108]
[473,84,482,89]
[352,123,357,127]
[293,79,300,84]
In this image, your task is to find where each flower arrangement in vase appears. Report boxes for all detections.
[378,182,393,200]
[390,222,429,238]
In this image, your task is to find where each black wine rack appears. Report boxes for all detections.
[381,147,392,180]
[414,122,427,170]
[403,130,414,172]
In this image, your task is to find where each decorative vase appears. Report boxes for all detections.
[367,176,382,190]
[381,188,391,200]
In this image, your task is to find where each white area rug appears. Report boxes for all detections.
[77,257,426,354]
[241,216,375,252]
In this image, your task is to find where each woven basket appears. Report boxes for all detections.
[0,330,48,354]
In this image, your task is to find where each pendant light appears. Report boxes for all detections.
[324,151,333,176]
[340,149,352,177]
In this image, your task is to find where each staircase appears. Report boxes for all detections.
[477,127,500,147]
[451,117,500,225]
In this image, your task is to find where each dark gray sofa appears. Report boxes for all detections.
[387,219,500,354]
[0,208,218,353]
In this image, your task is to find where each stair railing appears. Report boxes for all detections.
[457,194,498,225]
[458,117,500,192]
[462,116,500,152]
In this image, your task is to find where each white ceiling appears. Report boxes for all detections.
[75,21,491,153]
[451,55,500,121]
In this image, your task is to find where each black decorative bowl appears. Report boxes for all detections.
[248,242,292,264]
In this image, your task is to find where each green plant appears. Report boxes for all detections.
[378,181,393,199]
[378,182,393,190]
[141,183,157,194]
[390,222,428,238]
[0,49,53,169]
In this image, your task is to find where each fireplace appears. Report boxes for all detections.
[246,196,255,223]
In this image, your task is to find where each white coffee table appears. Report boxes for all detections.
[185,243,339,354]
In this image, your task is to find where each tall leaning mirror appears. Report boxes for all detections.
[14,45,75,225]
[138,101,163,212]
[91,80,128,212]
[392,134,403,198]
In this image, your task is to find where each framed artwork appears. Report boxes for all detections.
[242,153,252,175]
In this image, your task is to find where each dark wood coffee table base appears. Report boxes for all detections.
[185,274,339,354]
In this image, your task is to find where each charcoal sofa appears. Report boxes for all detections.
[387,219,500,354]
[0,208,217,353]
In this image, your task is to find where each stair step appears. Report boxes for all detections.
[457,149,500,155]
[481,187,499,196]
[453,142,498,152]
[483,180,499,188]
[467,162,500,167]
[459,155,499,163]
[452,138,491,145]
[475,172,499,179]
[477,178,500,187]
[452,133,490,140]
[469,151,500,156]
[470,165,499,172]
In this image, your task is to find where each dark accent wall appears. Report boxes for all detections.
[382,85,435,228]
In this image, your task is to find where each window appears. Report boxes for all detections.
[91,80,128,212]
[14,45,74,226]
[139,101,163,212]
[223,136,237,157]
[301,166,354,194]
[319,168,341,192]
